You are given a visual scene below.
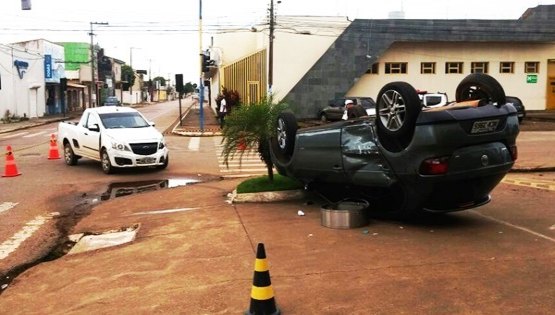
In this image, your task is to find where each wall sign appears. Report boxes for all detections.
[44,54,52,79]
[14,60,29,79]
[527,74,537,84]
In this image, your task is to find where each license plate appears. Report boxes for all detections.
[137,157,156,164]
[471,119,499,134]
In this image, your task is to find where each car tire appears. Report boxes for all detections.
[375,82,421,152]
[101,149,114,174]
[455,73,506,105]
[320,113,328,122]
[270,111,298,163]
[158,154,169,170]
[63,142,78,166]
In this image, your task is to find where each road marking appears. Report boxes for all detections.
[22,131,46,138]
[188,137,200,151]
[1,132,27,139]
[502,177,555,191]
[213,137,269,177]
[471,211,555,243]
[0,202,18,215]
[0,212,59,260]
[128,207,200,216]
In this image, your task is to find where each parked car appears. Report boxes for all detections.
[103,96,121,106]
[270,74,519,218]
[505,96,526,122]
[58,106,169,174]
[319,98,348,122]
[321,97,376,122]
[417,91,449,108]
[341,97,377,120]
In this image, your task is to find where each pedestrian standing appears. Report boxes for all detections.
[219,97,227,128]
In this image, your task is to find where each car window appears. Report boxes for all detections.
[425,95,444,106]
[358,98,376,109]
[85,113,101,129]
[100,112,150,129]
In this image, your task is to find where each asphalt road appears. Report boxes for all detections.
[0,105,553,313]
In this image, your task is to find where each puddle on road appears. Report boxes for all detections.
[1,178,202,295]
[100,178,200,201]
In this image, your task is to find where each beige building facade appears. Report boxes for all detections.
[349,41,555,111]
[208,6,555,118]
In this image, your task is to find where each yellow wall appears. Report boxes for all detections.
[349,41,555,110]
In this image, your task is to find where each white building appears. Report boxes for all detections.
[0,39,65,119]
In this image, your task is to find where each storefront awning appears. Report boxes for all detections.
[68,83,87,89]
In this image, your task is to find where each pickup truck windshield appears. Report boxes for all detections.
[99,112,150,129]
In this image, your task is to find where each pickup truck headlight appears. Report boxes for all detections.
[111,142,131,151]
[158,140,166,149]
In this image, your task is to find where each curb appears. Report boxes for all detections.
[229,189,306,203]
[510,166,555,173]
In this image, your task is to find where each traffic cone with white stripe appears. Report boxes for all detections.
[47,134,61,160]
[3,145,21,177]
[245,243,280,315]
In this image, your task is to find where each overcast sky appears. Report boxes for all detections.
[1,0,553,83]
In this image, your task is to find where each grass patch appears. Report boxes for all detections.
[236,174,304,194]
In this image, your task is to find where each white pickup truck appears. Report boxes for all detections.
[58,106,169,174]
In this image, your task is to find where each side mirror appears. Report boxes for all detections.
[149,121,156,127]
[89,124,100,132]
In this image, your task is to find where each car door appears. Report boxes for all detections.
[341,122,395,187]
[80,112,102,159]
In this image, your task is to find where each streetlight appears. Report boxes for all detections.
[89,21,108,107]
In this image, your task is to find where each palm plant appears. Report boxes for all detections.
[220,95,290,181]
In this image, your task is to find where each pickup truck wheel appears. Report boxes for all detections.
[63,143,78,166]
[455,73,506,105]
[158,154,169,170]
[375,82,421,151]
[101,149,114,174]
[270,111,297,163]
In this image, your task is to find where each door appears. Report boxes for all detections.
[247,81,259,104]
[547,77,555,110]
[80,112,102,159]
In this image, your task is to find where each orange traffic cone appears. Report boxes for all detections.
[48,134,61,160]
[3,145,21,177]
[245,243,280,315]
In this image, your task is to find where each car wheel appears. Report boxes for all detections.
[271,111,298,163]
[158,154,169,170]
[320,113,328,122]
[63,142,78,166]
[455,73,506,105]
[101,149,114,174]
[375,81,421,152]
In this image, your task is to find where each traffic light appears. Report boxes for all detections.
[175,74,184,93]
[202,54,215,73]
[21,0,31,10]
[202,54,209,72]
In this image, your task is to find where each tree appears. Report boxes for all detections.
[121,65,135,90]
[220,95,290,181]
[153,76,166,87]
[184,82,195,94]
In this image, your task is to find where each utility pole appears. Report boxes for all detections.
[129,47,139,105]
[198,0,205,131]
[89,22,108,108]
[269,0,275,94]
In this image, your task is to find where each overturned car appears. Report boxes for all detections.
[270,74,520,217]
